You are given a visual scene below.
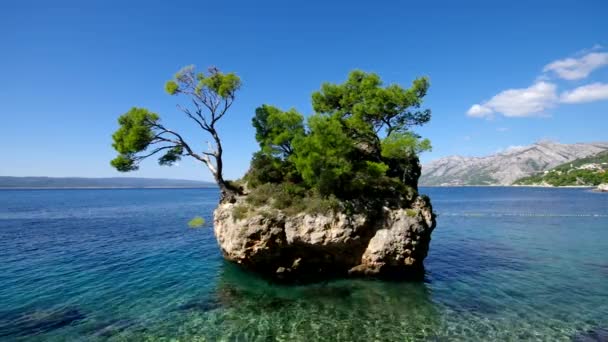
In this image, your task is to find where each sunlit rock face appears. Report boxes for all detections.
[213,196,436,282]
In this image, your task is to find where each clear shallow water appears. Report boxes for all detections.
[0,187,607,341]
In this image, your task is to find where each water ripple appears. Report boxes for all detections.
[0,188,606,340]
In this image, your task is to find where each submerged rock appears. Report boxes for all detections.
[214,195,436,282]
[176,285,243,313]
[90,319,137,338]
[572,327,608,342]
[301,285,353,300]
[176,298,223,313]
[0,307,85,338]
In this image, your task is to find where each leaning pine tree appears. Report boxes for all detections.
[110,66,240,200]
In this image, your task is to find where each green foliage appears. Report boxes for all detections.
[202,70,241,98]
[110,108,159,171]
[517,169,608,186]
[515,151,608,186]
[110,154,138,172]
[245,183,278,206]
[244,153,288,188]
[232,204,250,221]
[406,209,417,218]
[244,182,307,210]
[269,183,307,210]
[243,69,432,212]
[110,107,187,171]
[554,150,608,171]
[158,146,184,166]
[311,70,431,139]
[188,216,205,228]
[167,65,241,99]
[243,182,340,216]
[379,132,430,187]
[224,179,245,193]
[112,107,159,154]
[259,209,279,220]
[381,132,432,159]
[364,161,390,177]
[300,194,341,215]
[165,80,179,95]
[291,115,354,194]
[252,105,305,158]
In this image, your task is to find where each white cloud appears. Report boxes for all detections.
[466,104,493,118]
[543,52,608,80]
[467,46,608,120]
[580,44,604,54]
[467,82,557,118]
[560,82,608,104]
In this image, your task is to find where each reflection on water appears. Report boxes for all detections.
[0,187,607,340]
[136,262,442,341]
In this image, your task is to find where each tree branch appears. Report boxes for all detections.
[176,104,209,132]
[134,145,177,161]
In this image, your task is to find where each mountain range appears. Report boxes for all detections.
[420,141,608,186]
[0,177,216,189]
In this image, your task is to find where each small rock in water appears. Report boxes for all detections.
[596,184,608,192]
[572,328,608,342]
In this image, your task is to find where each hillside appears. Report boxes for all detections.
[420,141,608,186]
[514,151,608,186]
[0,177,216,189]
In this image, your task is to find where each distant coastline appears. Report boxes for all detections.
[419,184,594,188]
[0,186,217,190]
[0,176,217,189]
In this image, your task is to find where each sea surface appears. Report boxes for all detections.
[1,187,607,341]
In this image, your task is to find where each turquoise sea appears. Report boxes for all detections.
[1,187,607,341]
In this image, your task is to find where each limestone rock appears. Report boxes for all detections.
[597,183,608,192]
[213,196,436,282]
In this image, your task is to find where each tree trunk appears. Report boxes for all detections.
[215,175,239,203]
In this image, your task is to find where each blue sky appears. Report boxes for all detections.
[1,0,607,181]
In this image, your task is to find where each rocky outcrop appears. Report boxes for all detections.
[214,196,436,282]
[597,184,608,192]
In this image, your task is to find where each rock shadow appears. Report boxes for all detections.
[0,306,85,338]
[86,318,142,338]
[571,327,608,342]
